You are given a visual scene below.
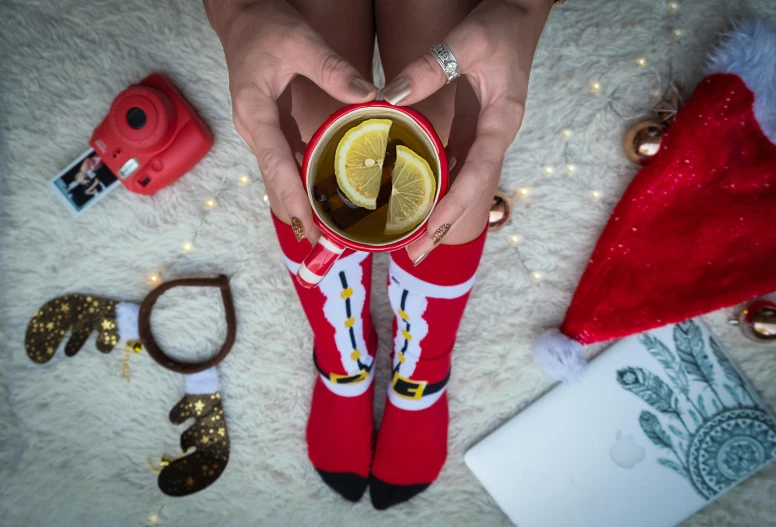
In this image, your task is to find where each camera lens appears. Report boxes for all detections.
[126,107,147,130]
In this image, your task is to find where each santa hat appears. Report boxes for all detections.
[533,20,776,382]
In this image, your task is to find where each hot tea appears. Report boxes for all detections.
[310,115,439,245]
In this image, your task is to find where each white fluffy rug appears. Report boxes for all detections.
[2,1,776,525]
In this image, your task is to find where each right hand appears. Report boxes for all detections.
[204,0,377,240]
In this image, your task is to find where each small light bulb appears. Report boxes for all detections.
[530,271,543,283]
[541,166,555,177]
[263,194,269,203]
[564,163,578,175]
[147,512,161,525]
[238,174,251,185]
[204,198,217,210]
[651,89,663,99]
[147,272,161,285]
[181,241,194,253]
[516,187,530,198]
[560,128,573,140]
[667,1,680,13]
[671,28,685,40]
[635,57,647,67]
[589,80,602,94]
[590,190,603,201]
[507,233,521,247]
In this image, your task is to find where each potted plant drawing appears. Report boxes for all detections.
[616,320,776,499]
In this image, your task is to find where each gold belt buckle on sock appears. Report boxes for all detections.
[330,370,369,385]
[392,372,428,400]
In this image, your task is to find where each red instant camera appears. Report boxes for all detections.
[90,74,213,195]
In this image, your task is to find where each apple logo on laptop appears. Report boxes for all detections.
[609,430,646,469]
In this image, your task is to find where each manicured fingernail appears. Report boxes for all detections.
[432,224,452,246]
[413,251,431,267]
[291,217,305,242]
[382,77,411,105]
[348,78,373,99]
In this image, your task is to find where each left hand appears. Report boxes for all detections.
[382,0,552,260]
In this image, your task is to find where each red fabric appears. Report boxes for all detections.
[273,215,375,478]
[372,230,486,486]
[561,74,776,345]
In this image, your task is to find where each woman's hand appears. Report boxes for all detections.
[204,0,377,239]
[381,0,552,260]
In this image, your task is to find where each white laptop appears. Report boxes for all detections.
[465,319,776,527]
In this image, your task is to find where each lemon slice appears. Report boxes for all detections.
[385,145,437,235]
[335,118,392,210]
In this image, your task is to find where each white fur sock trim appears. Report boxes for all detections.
[706,20,776,144]
[532,329,587,382]
[320,366,374,397]
[115,302,140,341]
[388,259,476,299]
[185,367,221,394]
[387,384,446,411]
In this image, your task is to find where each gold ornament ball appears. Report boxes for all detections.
[623,120,665,164]
[732,300,776,343]
[489,190,512,232]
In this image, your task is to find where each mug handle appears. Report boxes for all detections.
[296,234,346,288]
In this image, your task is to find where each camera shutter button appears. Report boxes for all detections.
[150,159,164,172]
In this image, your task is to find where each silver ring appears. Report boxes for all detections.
[429,43,460,84]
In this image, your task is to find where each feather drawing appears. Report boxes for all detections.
[640,333,690,395]
[658,458,689,479]
[724,384,744,406]
[674,321,715,386]
[617,367,681,416]
[709,336,743,386]
[687,409,700,427]
[669,424,690,441]
[639,411,673,450]
[697,395,709,419]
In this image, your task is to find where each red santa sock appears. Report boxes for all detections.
[273,215,377,502]
[370,228,487,509]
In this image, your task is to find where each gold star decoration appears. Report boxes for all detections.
[60,304,69,313]
[185,477,195,487]
[101,319,113,330]
[46,322,54,330]
[194,401,205,413]
[201,436,210,444]
[46,347,54,355]
[217,428,225,437]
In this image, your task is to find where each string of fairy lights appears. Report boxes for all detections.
[146,0,687,291]
[502,0,686,284]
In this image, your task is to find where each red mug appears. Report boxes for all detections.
[297,102,448,288]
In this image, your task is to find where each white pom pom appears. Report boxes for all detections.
[532,329,588,382]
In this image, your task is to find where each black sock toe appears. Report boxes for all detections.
[316,469,368,502]
[369,474,430,510]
